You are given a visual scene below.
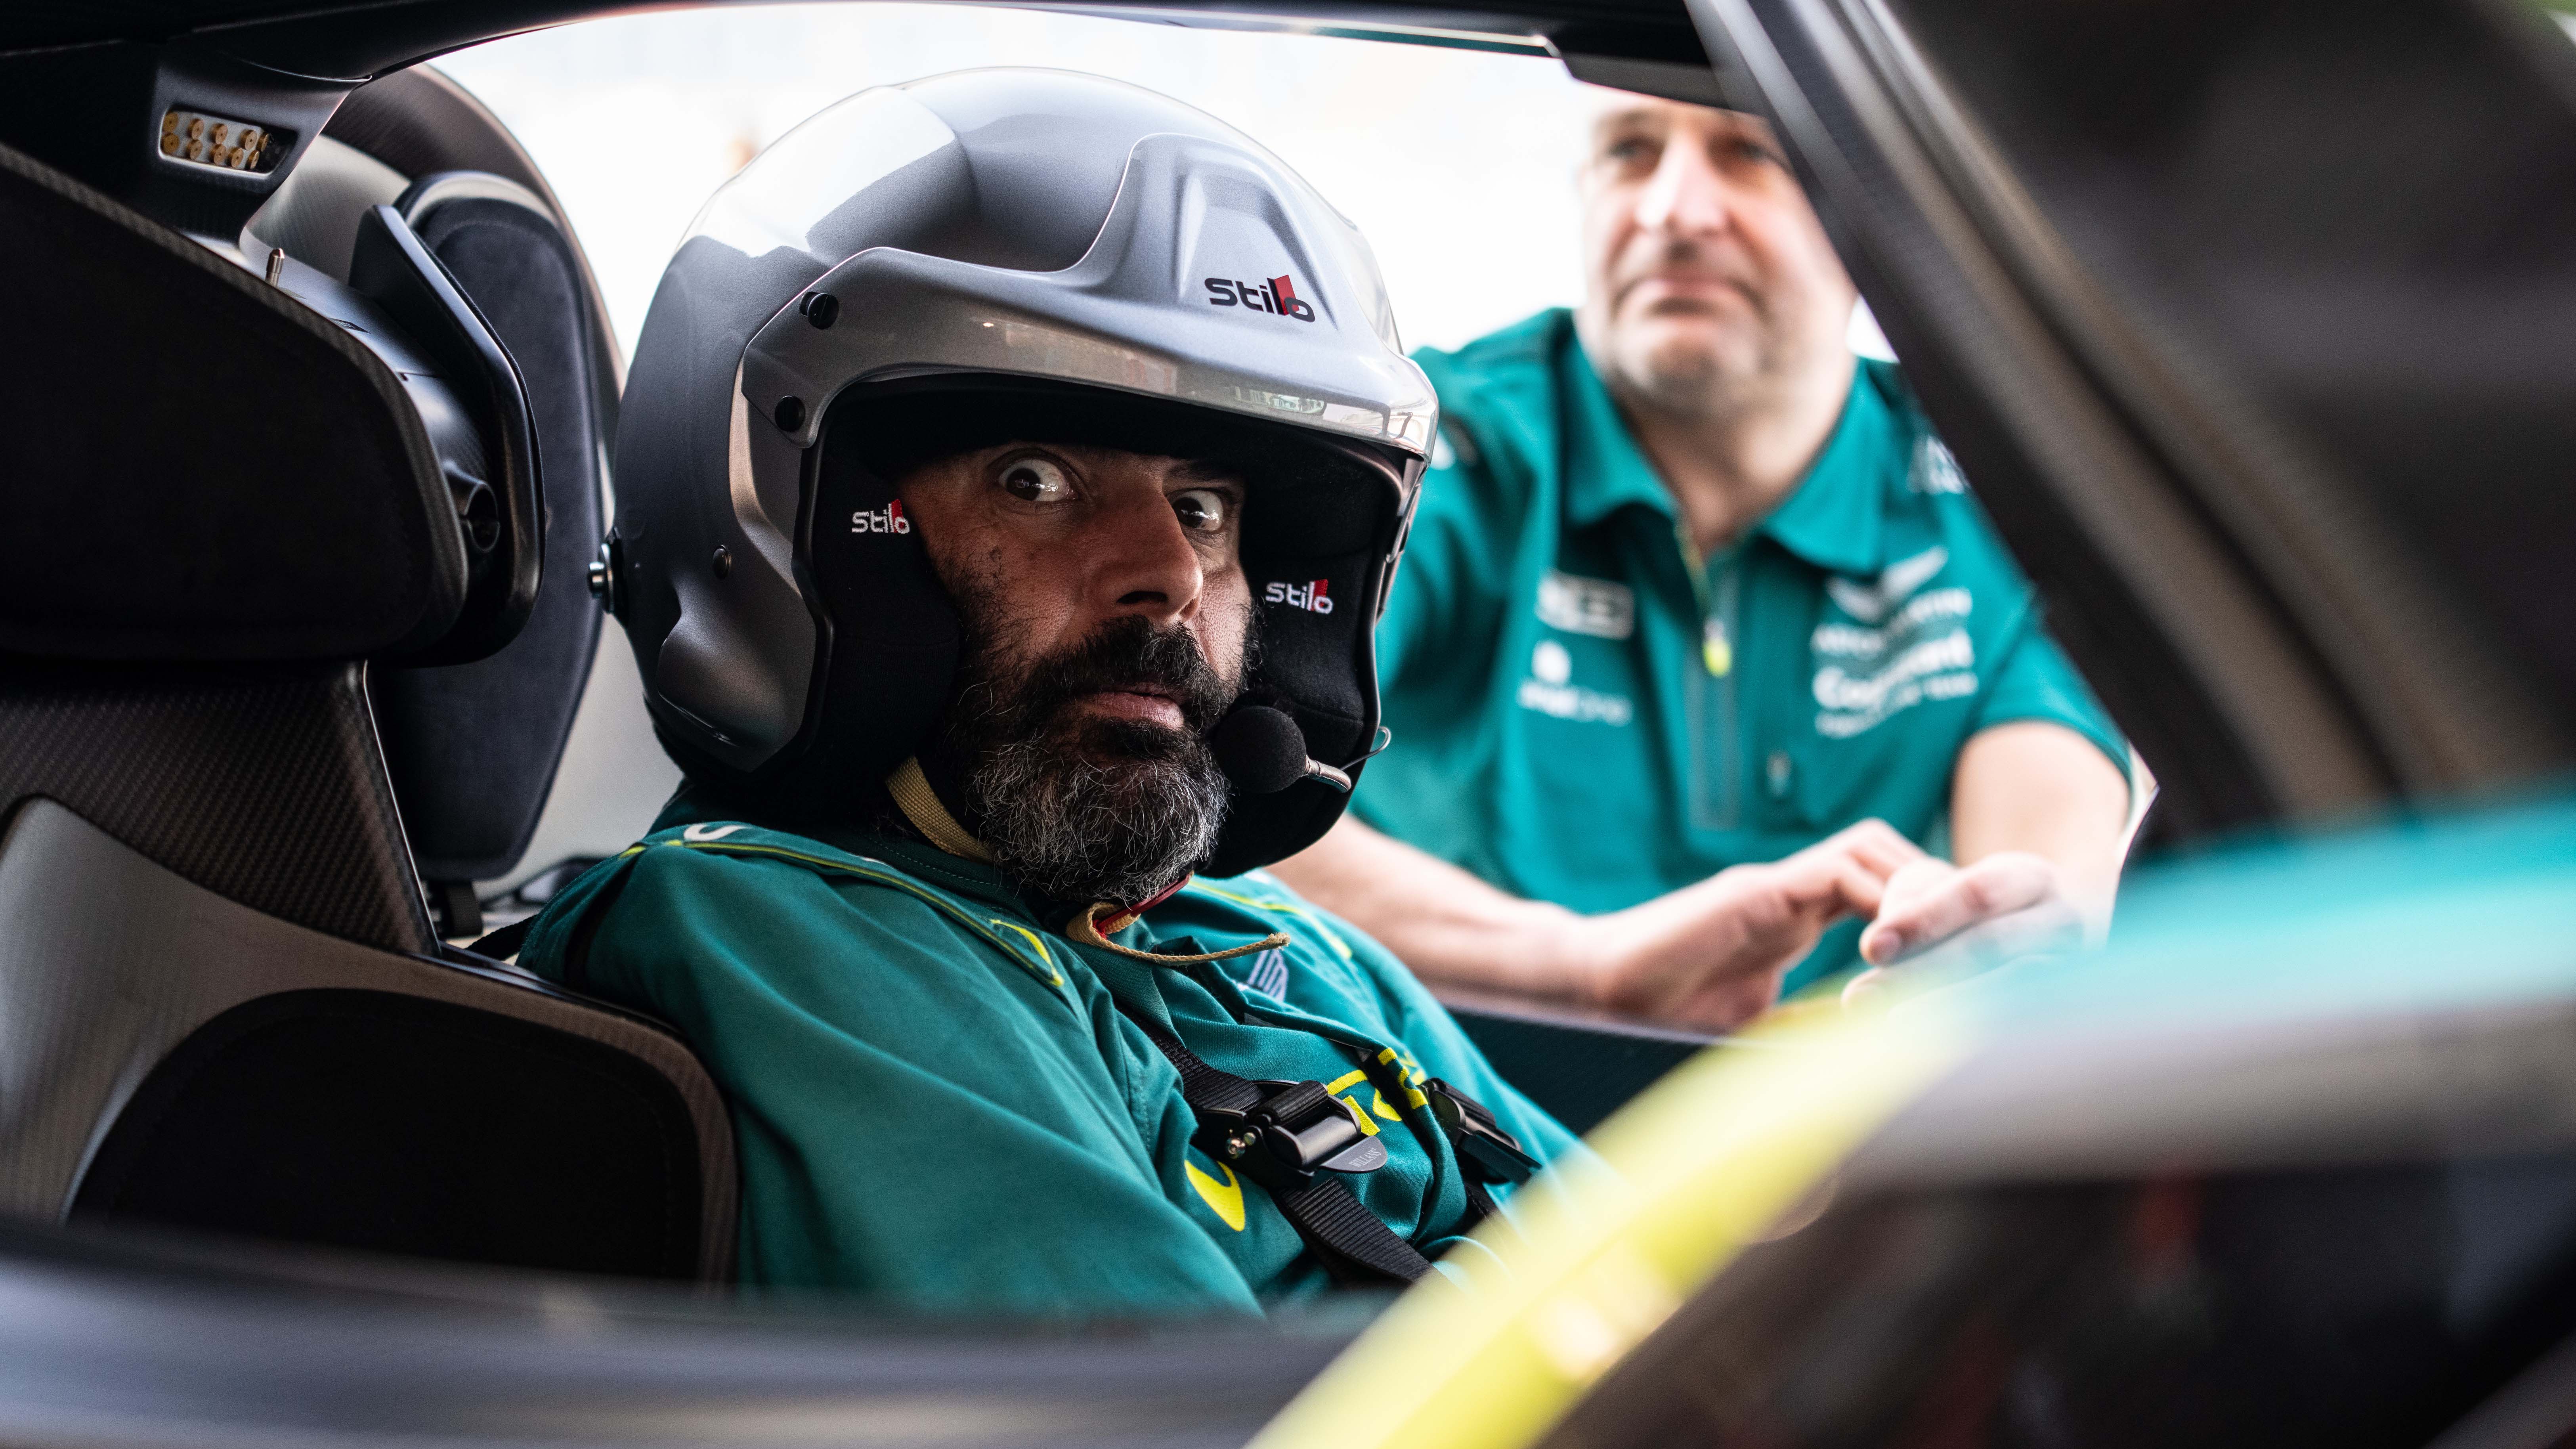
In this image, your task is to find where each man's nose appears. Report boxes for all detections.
[1091,492,1203,623]
[1633,138,1731,240]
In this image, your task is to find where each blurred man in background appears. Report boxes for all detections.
[1271,93,2137,1028]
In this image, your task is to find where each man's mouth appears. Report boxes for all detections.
[1624,271,1755,312]
[1074,685,1186,730]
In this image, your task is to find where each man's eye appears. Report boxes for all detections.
[998,456,1073,504]
[1604,137,1659,168]
[1171,488,1229,534]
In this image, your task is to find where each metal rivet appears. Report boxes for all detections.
[587,534,621,617]
[803,292,838,329]
[774,395,805,431]
[711,545,732,579]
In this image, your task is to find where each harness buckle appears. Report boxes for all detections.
[1424,1078,1538,1185]
[1197,1079,1387,1188]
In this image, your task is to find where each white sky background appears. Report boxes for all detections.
[435,5,1607,361]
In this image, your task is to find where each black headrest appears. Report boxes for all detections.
[0,140,475,663]
[374,171,612,884]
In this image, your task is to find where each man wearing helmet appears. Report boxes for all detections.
[521,72,2052,1311]
[517,71,1586,1309]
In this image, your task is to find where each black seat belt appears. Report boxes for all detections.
[1422,1075,1539,1230]
[1121,1012,1435,1287]
[466,915,535,961]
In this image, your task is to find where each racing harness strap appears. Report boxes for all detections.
[1120,1010,1435,1287]
[527,778,1544,1292]
[1115,944,1541,1289]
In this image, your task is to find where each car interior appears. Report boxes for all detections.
[4,0,2576,1442]
[0,17,1708,1283]
[0,58,740,1281]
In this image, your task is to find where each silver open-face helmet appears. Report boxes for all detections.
[604,69,1435,874]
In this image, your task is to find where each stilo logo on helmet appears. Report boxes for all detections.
[1265,579,1334,614]
[1204,273,1315,322]
[850,499,912,535]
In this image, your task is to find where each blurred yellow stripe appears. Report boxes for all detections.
[1250,1006,1964,1449]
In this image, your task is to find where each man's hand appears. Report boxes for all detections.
[1840,851,2089,1005]
[1567,821,1924,1028]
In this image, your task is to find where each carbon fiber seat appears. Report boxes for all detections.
[0,107,735,1281]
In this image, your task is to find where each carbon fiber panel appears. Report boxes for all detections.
[0,664,432,954]
[0,798,735,1279]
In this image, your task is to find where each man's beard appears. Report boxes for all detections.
[934,602,1244,907]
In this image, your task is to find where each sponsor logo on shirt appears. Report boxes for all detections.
[850,500,911,534]
[1517,639,1634,726]
[1812,589,1972,657]
[1204,272,1316,322]
[1238,948,1291,999]
[1812,546,1978,738]
[1185,1158,1247,1230]
[1911,436,1970,495]
[1265,578,1334,614]
[1536,570,1635,639]
[1823,546,1947,623]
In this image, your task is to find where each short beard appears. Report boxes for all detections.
[1577,241,1802,422]
[1584,305,1781,424]
[936,602,1245,907]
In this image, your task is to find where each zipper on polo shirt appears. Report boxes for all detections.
[1683,535,1745,832]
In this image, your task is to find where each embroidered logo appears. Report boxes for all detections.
[1536,570,1635,639]
[1911,436,1969,495]
[1823,546,1947,623]
[1517,640,1633,726]
[1238,948,1291,999]
[1811,546,1977,738]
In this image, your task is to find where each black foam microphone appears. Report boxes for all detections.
[1211,705,1351,794]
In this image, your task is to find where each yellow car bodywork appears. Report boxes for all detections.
[1254,1001,1970,1449]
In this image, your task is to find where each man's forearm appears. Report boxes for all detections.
[1948,721,2136,938]
[1267,816,1582,999]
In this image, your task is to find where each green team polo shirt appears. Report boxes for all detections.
[1360,309,2126,992]
[517,788,1577,1315]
